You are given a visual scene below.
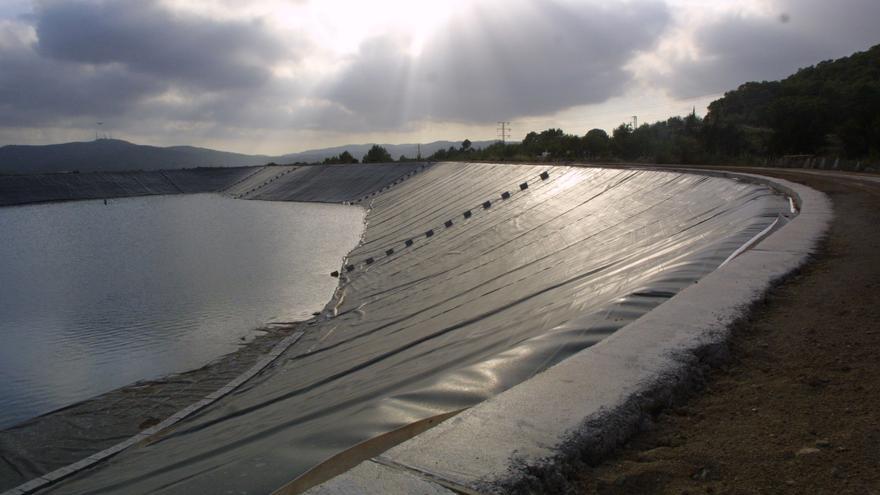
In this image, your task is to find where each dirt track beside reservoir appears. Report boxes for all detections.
[573,169,880,494]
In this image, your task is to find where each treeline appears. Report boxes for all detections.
[319,145,394,164]
[318,44,878,166]
[424,118,708,164]
[436,44,879,165]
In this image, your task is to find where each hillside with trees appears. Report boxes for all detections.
[437,43,879,167]
[705,43,879,159]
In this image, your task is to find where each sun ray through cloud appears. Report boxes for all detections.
[0,0,877,153]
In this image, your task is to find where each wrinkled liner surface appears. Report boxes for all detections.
[39,164,789,495]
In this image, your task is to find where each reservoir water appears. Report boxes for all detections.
[0,194,365,429]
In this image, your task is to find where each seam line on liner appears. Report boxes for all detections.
[222,166,269,194]
[335,169,552,277]
[719,216,781,268]
[351,163,431,204]
[1,330,305,495]
[232,166,298,199]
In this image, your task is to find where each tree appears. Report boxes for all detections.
[429,147,448,160]
[461,139,472,152]
[610,123,636,160]
[362,145,393,163]
[323,150,358,164]
[337,150,357,163]
[583,129,609,158]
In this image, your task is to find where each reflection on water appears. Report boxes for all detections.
[0,194,364,429]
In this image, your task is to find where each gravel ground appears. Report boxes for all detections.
[573,168,880,495]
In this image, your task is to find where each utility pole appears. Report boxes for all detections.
[417,143,421,160]
[497,121,511,144]
[631,116,638,130]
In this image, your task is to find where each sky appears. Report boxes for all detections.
[0,0,878,155]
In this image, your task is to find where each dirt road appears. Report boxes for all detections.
[573,169,880,494]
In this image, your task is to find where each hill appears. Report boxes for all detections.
[278,140,496,164]
[0,139,273,174]
[705,43,880,158]
[0,139,498,175]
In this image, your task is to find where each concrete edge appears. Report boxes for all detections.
[303,168,832,494]
[1,331,305,495]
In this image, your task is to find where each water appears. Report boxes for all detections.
[0,194,365,429]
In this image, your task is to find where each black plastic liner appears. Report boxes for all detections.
[22,164,788,494]
[243,163,428,203]
[0,163,425,208]
[0,168,255,206]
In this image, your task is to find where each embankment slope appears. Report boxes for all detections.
[574,168,877,494]
[34,163,789,495]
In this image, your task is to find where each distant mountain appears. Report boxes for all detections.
[0,138,499,175]
[279,140,497,164]
[0,139,273,174]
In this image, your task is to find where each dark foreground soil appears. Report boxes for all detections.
[573,169,880,494]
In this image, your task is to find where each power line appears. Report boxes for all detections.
[508,92,719,129]
[497,121,511,144]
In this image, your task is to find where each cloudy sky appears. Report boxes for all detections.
[0,0,877,154]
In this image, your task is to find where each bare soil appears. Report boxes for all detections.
[573,169,880,494]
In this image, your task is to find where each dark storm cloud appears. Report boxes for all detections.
[0,0,299,130]
[0,24,162,125]
[34,0,289,90]
[324,0,671,128]
[664,0,880,98]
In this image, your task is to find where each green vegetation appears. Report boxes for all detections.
[706,44,880,159]
[424,44,879,167]
[323,150,359,164]
[295,44,877,169]
[362,145,393,163]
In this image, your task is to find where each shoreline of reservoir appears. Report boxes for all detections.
[0,320,301,479]
[0,163,425,492]
[20,164,790,495]
[1,163,805,495]
[0,193,367,431]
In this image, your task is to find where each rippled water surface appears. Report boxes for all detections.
[0,194,364,429]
